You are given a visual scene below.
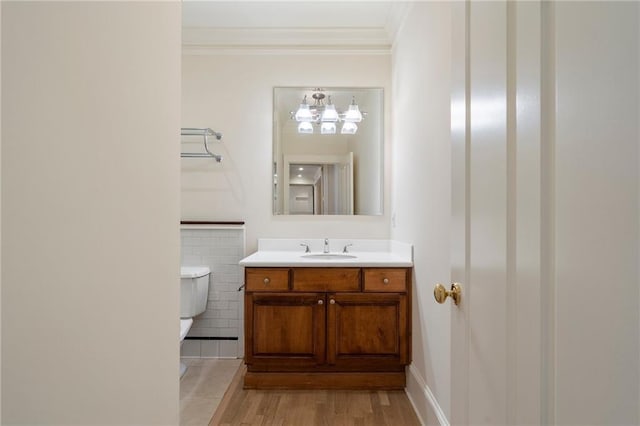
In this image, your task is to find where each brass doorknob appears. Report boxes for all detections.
[434,283,462,305]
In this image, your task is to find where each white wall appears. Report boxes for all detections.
[0,1,3,419]
[391,3,453,423]
[2,3,181,424]
[181,53,391,252]
[553,2,639,423]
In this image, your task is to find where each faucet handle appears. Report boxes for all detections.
[300,243,311,253]
[343,243,353,253]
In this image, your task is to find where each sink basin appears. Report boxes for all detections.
[301,253,357,260]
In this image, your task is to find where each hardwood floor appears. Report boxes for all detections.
[209,366,421,426]
[180,358,243,425]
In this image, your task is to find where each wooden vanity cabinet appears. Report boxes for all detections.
[327,292,408,368]
[243,267,412,390]
[245,292,326,368]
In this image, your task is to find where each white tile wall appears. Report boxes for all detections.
[180,225,245,358]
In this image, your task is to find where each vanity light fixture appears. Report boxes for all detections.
[292,90,365,135]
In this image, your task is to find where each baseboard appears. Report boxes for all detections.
[405,364,450,426]
[244,371,405,390]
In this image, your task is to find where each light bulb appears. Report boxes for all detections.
[321,96,339,122]
[294,96,313,122]
[344,99,363,122]
[321,122,336,134]
[341,122,358,134]
[298,121,313,134]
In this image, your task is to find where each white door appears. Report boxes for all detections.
[449,1,639,424]
[449,2,543,424]
[289,185,315,215]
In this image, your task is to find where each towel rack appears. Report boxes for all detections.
[181,128,223,162]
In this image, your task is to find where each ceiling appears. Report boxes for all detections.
[181,1,408,49]
[182,1,399,29]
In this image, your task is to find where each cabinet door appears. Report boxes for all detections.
[245,292,325,368]
[327,293,408,368]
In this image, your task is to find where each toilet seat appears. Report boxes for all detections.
[180,318,193,342]
[180,264,209,378]
[179,318,194,378]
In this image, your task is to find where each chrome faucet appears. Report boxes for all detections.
[323,238,330,253]
[300,243,311,253]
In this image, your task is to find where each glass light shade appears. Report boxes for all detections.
[321,122,336,134]
[298,121,313,134]
[321,104,339,122]
[344,104,363,122]
[295,103,313,122]
[341,122,358,134]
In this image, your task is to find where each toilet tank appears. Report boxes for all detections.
[180,266,210,318]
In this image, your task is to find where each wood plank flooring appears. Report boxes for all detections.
[209,366,422,426]
[181,358,243,425]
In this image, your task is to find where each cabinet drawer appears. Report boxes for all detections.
[245,268,290,292]
[363,268,408,292]
[292,268,361,292]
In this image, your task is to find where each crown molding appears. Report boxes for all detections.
[182,27,392,54]
[385,2,413,46]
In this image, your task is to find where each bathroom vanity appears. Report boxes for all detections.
[239,239,413,390]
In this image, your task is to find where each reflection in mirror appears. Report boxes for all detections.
[273,87,383,215]
[286,155,353,215]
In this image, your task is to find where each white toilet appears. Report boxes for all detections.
[180,266,210,377]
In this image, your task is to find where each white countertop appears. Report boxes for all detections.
[239,239,413,268]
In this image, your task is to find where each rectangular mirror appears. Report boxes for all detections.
[273,87,384,215]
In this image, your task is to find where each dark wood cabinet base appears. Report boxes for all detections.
[243,267,412,390]
[243,371,406,390]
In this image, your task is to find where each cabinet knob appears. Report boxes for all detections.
[263,277,270,285]
[329,299,336,305]
[383,278,390,284]
[318,300,324,305]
